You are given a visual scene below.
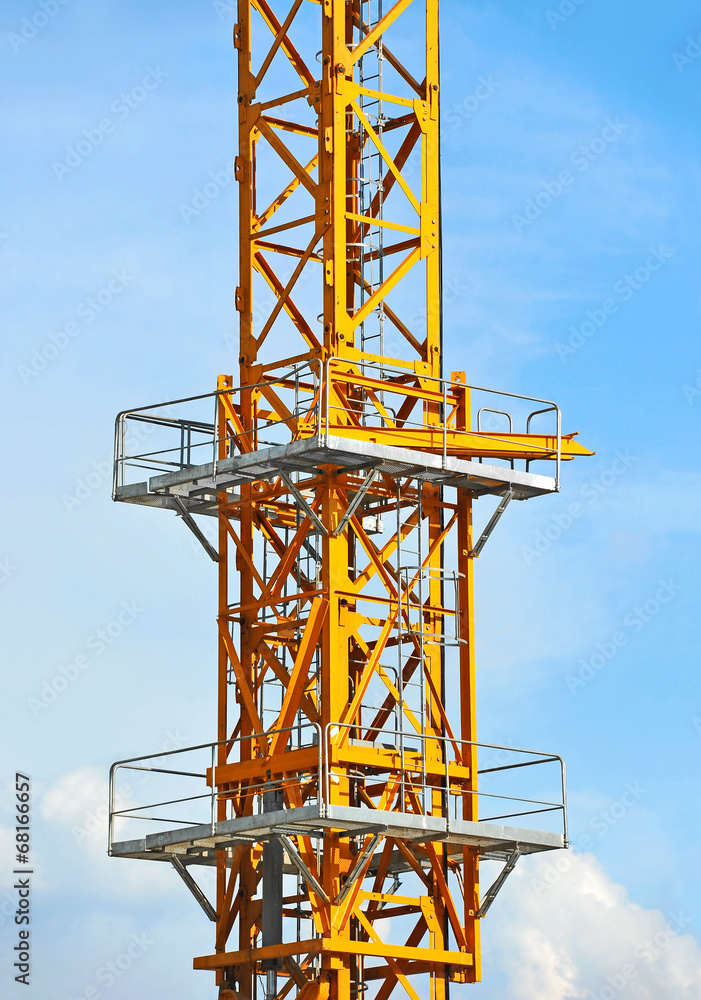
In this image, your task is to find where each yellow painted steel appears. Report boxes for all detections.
[193,1,592,998]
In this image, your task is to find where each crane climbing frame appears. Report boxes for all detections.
[108,1,592,999]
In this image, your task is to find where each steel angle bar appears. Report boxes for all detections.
[170,855,218,921]
[332,469,379,536]
[335,833,383,904]
[278,472,327,535]
[476,847,521,918]
[277,834,330,903]
[173,497,219,562]
[469,489,513,559]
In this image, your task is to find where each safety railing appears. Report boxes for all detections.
[108,723,322,853]
[113,358,562,498]
[323,724,567,843]
[323,359,562,483]
[108,722,566,852]
[112,360,323,497]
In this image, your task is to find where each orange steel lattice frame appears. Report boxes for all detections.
[109,2,592,999]
[198,1,589,997]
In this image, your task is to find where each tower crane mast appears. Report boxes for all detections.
[108,2,592,998]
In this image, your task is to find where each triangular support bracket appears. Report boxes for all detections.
[170,854,218,921]
[470,488,513,559]
[476,846,521,918]
[277,834,330,903]
[173,496,219,562]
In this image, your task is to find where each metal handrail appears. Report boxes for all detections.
[108,723,323,853]
[526,405,561,486]
[113,358,563,498]
[112,360,322,497]
[322,723,567,844]
[109,721,567,854]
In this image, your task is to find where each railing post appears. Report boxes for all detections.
[556,406,562,492]
[108,764,116,855]
[112,416,121,499]
[445,735,450,833]
[443,379,448,466]
[211,743,216,836]
[213,392,219,477]
[317,722,324,817]
[561,757,568,845]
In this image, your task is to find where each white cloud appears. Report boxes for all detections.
[38,766,188,899]
[39,764,104,828]
[488,851,701,999]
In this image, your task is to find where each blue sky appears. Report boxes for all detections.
[1,1,700,998]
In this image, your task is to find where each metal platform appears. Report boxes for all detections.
[115,434,557,515]
[110,803,563,871]
[109,733,568,885]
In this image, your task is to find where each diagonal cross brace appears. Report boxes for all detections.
[335,833,383,905]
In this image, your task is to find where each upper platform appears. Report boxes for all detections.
[116,434,559,511]
[113,359,590,515]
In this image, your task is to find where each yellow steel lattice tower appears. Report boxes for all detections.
[109,2,592,999]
